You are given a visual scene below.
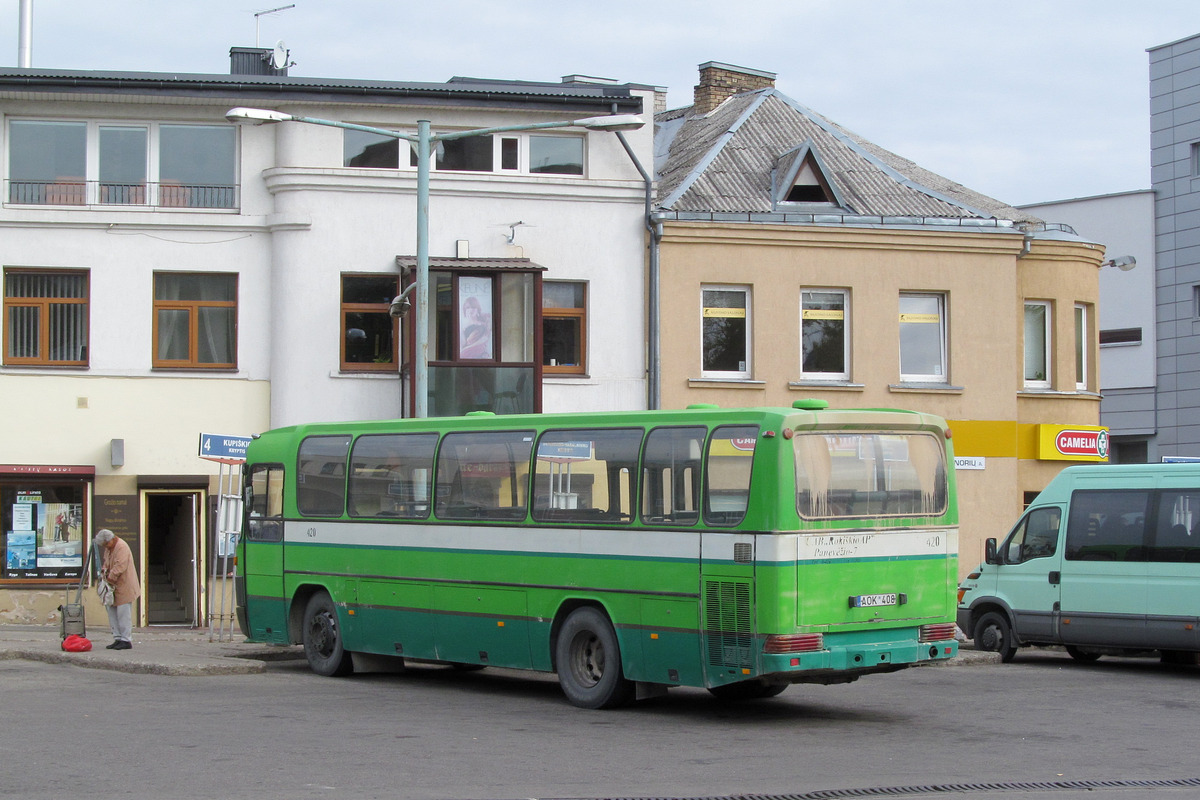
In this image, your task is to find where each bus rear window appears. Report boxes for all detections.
[794,432,947,519]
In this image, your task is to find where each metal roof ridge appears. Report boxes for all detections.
[658,89,773,211]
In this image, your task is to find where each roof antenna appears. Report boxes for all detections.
[254,4,295,47]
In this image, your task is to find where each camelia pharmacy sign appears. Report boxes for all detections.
[1036,424,1109,462]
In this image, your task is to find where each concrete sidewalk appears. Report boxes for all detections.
[0,624,1000,676]
[0,625,304,676]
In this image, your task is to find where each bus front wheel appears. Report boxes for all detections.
[302,592,353,677]
[973,611,1018,663]
[555,607,634,709]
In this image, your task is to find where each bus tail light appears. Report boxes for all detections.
[764,633,824,654]
[919,623,956,643]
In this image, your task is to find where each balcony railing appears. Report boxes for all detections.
[6,180,238,209]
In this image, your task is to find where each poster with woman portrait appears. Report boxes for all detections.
[458,276,493,360]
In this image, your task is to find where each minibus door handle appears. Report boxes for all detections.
[1048,571,1060,585]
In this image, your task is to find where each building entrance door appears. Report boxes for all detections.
[141,490,205,626]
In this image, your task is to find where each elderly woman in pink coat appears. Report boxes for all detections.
[94,529,141,650]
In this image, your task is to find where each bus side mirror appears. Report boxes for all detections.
[984,538,999,565]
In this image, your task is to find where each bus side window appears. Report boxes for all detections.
[532,427,642,524]
[296,435,352,517]
[641,426,705,525]
[434,431,534,521]
[348,433,437,519]
[246,464,284,542]
[704,425,757,526]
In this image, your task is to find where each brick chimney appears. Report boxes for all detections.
[693,62,776,115]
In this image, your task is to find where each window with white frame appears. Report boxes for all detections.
[1023,300,1051,388]
[1075,304,1087,390]
[701,287,751,378]
[7,119,236,208]
[898,292,946,382]
[801,288,849,379]
[343,130,586,176]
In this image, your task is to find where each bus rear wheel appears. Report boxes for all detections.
[302,592,353,677]
[973,611,1017,663]
[555,607,634,709]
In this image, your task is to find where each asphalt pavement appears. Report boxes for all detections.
[0,624,1000,676]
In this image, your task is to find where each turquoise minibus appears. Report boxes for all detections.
[958,463,1200,663]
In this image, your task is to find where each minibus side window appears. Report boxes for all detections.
[1150,490,1200,562]
[1003,506,1061,564]
[1065,490,1149,561]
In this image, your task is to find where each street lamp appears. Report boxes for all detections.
[226,107,644,418]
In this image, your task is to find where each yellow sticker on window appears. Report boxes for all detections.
[899,313,940,323]
[703,308,747,318]
[803,309,844,320]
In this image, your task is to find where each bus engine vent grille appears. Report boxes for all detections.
[704,579,752,668]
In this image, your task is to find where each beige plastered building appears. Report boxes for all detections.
[654,64,1106,572]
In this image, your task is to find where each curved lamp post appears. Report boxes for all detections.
[226,107,644,417]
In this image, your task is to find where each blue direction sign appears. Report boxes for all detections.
[198,432,254,464]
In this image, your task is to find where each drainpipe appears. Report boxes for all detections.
[614,130,661,410]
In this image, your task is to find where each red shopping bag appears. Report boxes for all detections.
[62,634,92,652]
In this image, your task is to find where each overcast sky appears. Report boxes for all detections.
[2,1,1197,207]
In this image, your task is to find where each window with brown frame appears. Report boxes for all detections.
[152,272,236,369]
[341,274,399,372]
[542,281,586,375]
[4,269,89,366]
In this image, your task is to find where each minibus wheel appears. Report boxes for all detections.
[973,611,1017,663]
[1065,645,1101,662]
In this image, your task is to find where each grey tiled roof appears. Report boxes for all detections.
[656,89,1041,224]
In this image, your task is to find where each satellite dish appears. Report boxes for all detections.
[270,40,288,70]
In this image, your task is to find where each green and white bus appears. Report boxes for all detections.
[235,400,959,708]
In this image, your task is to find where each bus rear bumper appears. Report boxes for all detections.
[760,637,958,682]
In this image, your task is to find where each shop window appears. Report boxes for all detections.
[341,274,399,372]
[153,272,237,369]
[2,481,87,582]
[543,281,586,375]
[801,288,848,380]
[702,286,751,379]
[3,269,89,366]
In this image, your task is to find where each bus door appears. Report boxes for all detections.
[994,505,1064,643]
[239,463,289,644]
[696,425,758,688]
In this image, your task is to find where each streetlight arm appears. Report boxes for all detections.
[225,107,418,142]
